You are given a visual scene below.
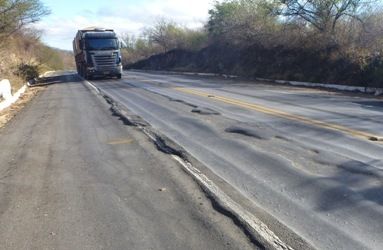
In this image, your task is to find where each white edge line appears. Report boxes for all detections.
[130,70,382,95]
[82,75,295,250]
[171,154,294,250]
[82,78,101,94]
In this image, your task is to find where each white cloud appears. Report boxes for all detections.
[34,0,216,50]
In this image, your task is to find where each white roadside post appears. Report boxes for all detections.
[0,79,12,100]
[0,79,27,111]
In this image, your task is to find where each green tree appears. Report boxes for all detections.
[207,0,279,45]
[143,18,208,52]
[0,0,49,37]
[145,19,185,52]
[277,0,374,34]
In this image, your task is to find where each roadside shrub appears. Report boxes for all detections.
[360,55,383,88]
[127,1,383,87]
[15,63,39,81]
[121,19,209,67]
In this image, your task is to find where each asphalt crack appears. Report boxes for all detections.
[84,79,296,250]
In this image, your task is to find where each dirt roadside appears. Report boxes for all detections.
[0,86,44,129]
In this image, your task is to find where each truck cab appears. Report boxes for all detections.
[73,28,122,79]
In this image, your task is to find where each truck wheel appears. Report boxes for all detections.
[117,74,122,79]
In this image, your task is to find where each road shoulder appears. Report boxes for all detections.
[0,73,257,250]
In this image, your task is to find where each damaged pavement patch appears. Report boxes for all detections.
[192,107,221,115]
[84,79,294,250]
[225,125,275,141]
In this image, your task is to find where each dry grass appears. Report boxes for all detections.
[0,49,26,94]
[7,75,26,94]
[0,86,44,129]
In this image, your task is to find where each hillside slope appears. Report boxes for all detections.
[127,44,381,88]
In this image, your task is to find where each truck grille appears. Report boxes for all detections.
[92,54,117,71]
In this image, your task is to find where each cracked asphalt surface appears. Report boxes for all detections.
[0,73,256,250]
[88,70,383,250]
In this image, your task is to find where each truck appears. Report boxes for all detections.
[73,27,122,79]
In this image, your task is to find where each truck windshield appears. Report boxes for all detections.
[85,38,118,50]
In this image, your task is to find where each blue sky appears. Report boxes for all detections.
[34,0,215,50]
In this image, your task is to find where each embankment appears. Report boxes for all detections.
[127,43,382,88]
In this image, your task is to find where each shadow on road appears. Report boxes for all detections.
[311,160,383,212]
[30,73,81,87]
[353,101,383,112]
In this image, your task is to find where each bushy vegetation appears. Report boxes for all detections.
[127,0,383,87]
[121,19,208,65]
[0,0,49,40]
[207,0,382,52]
[0,0,74,92]
[15,63,39,81]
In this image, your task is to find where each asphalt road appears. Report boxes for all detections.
[0,73,256,250]
[88,70,383,250]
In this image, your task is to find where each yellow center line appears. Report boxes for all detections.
[174,87,383,142]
